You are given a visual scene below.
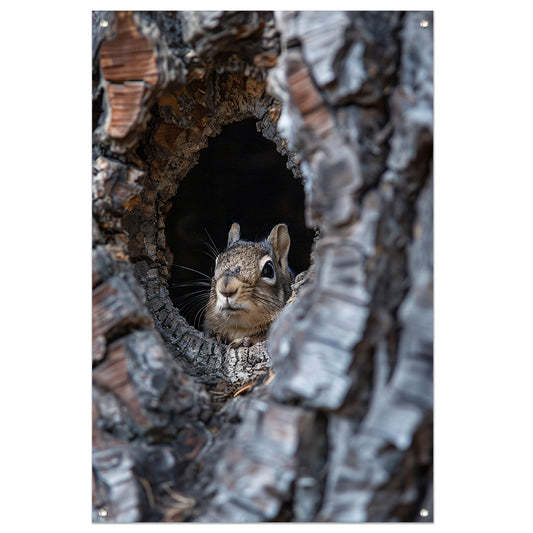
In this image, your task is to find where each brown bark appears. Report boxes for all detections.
[92,10,433,522]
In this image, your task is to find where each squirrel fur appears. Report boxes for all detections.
[204,222,294,348]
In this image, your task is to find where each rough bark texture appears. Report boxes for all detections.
[92,10,433,523]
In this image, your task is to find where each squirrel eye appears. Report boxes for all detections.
[261,260,275,279]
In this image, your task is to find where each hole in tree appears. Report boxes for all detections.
[165,118,314,329]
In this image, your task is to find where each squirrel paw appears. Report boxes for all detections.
[227,336,253,350]
[227,332,267,350]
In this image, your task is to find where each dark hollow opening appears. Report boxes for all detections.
[165,118,314,329]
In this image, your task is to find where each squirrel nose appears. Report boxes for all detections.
[219,288,237,299]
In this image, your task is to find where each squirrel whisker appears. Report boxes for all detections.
[199,249,218,262]
[203,228,220,256]
[170,264,212,279]
[171,280,211,289]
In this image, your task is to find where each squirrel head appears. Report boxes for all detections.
[204,222,294,344]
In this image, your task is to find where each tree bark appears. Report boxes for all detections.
[92,10,433,522]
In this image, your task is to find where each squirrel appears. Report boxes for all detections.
[204,222,294,349]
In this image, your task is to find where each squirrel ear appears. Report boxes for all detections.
[268,224,290,269]
[227,222,241,247]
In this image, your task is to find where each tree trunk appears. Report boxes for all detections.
[92,10,433,522]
